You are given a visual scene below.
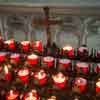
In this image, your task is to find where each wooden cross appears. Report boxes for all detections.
[43,7,62,46]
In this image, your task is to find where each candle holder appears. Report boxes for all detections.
[77,46,89,61]
[33,69,47,86]
[0,52,6,62]
[20,41,30,53]
[61,45,74,58]
[43,56,54,69]
[4,39,15,51]
[32,41,43,53]
[76,62,89,75]
[18,68,29,84]
[73,77,87,93]
[24,89,39,100]
[27,54,39,66]
[10,53,20,64]
[58,58,71,71]
[6,89,19,100]
[52,72,67,89]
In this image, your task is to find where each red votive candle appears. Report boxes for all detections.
[74,77,87,93]
[59,59,71,69]
[10,54,20,63]
[43,56,54,68]
[4,65,11,81]
[32,41,43,52]
[96,80,100,93]
[6,90,19,100]
[76,62,89,74]
[18,68,29,84]
[21,41,30,52]
[97,63,100,73]
[62,45,74,58]
[52,72,67,88]
[4,39,15,50]
[24,90,39,100]
[78,47,88,57]
[0,52,6,62]
[34,69,47,86]
[27,54,38,65]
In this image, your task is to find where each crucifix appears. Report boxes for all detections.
[43,7,62,56]
[43,7,62,46]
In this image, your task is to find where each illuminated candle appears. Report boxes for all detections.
[18,68,29,84]
[74,77,87,93]
[4,39,15,50]
[21,41,30,52]
[97,63,100,73]
[4,65,11,81]
[34,69,47,86]
[76,62,89,74]
[47,96,56,100]
[10,54,20,63]
[52,72,67,88]
[32,41,43,52]
[6,90,19,100]
[0,52,6,62]
[62,45,74,58]
[78,47,88,57]
[43,56,54,68]
[27,54,38,65]
[59,59,71,69]
[24,90,38,100]
[96,80,100,93]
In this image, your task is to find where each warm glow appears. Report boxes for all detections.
[11,53,20,58]
[18,69,29,76]
[35,70,46,79]
[96,81,100,88]
[43,56,54,62]
[21,41,30,45]
[59,59,70,64]
[75,78,87,85]
[47,96,56,100]
[63,46,73,51]
[52,72,66,83]
[10,90,13,96]
[76,62,88,68]
[35,41,40,47]
[28,54,38,59]
[5,40,14,44]
[4,65,8,74]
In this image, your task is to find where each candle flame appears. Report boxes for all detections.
[36,41,40,47]
[96,81,100,88]
[4,65,8,74]
[52,72,66,83]
[21,41,29,45]
[28,54,38,59]
[5,40,14,44]
[63,46,73,51]
[10,90,13,96]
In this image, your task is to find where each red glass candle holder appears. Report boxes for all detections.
[18,68,29,84]
[4,65,12,81]
[43,56,54,68]
[6,90,19,100]
[78,47,88,57]
[10,54,20,64]
[62,45,74,58]
[74,77,87,93]
[52,72,67,88]
[27,54,38,65]
[0,53,6,62]
[4,39,15,50]
[34,69,47,86]
[76,62,89,74]
[21,41,30,52]
[59,59,71,69]
[24,90,39,100]
[96,80,100,93]
[32,41,43,52]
